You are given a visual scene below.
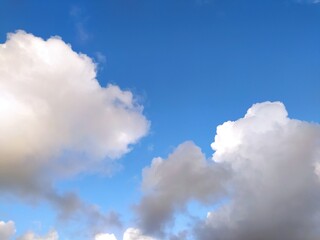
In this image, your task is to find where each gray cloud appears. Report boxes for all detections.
[135,141,229,236]
[45,191,122,235]
[0,221,15,240]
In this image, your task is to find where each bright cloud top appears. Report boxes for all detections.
[0,30,149,198]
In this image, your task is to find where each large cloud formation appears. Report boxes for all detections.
[0,30,149,232]
[136,101,320,240]
[196,101,320,240]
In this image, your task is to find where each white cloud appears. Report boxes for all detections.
[95,233,117,240]
[123,228,155,240]
[135,101,320,239]
[0,30,148,193]
[195,101,320,240]
[0,221,15,240]
[17,229,58,240]
[0,30,148,232]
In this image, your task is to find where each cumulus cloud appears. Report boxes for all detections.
[17,229,58,240]
[0,220,15,240]
[135,141,228,235]
[195,101,320,240]
[0,30,148,232]
[135,101,320,240]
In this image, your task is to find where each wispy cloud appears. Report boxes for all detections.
[69,5,91,43]
[95,51,107,65]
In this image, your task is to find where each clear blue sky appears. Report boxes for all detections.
[0,0,319,239]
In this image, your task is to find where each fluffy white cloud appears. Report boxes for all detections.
[0,30,148,233]
[17,229,58,240]
[0,30,149,177]
[123,228,155,240]
[195,101,320,240]
[95,233,117,240]
[135,141,228,235]
[0,220,15,240]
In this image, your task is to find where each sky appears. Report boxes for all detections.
[0,0,320,239]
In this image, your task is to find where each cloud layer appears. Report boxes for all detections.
[135,101,320,240]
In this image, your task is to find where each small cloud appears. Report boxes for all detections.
[95,51,107,65]
[0,221,15,240]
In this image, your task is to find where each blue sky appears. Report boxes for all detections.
[0,0,320,239]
